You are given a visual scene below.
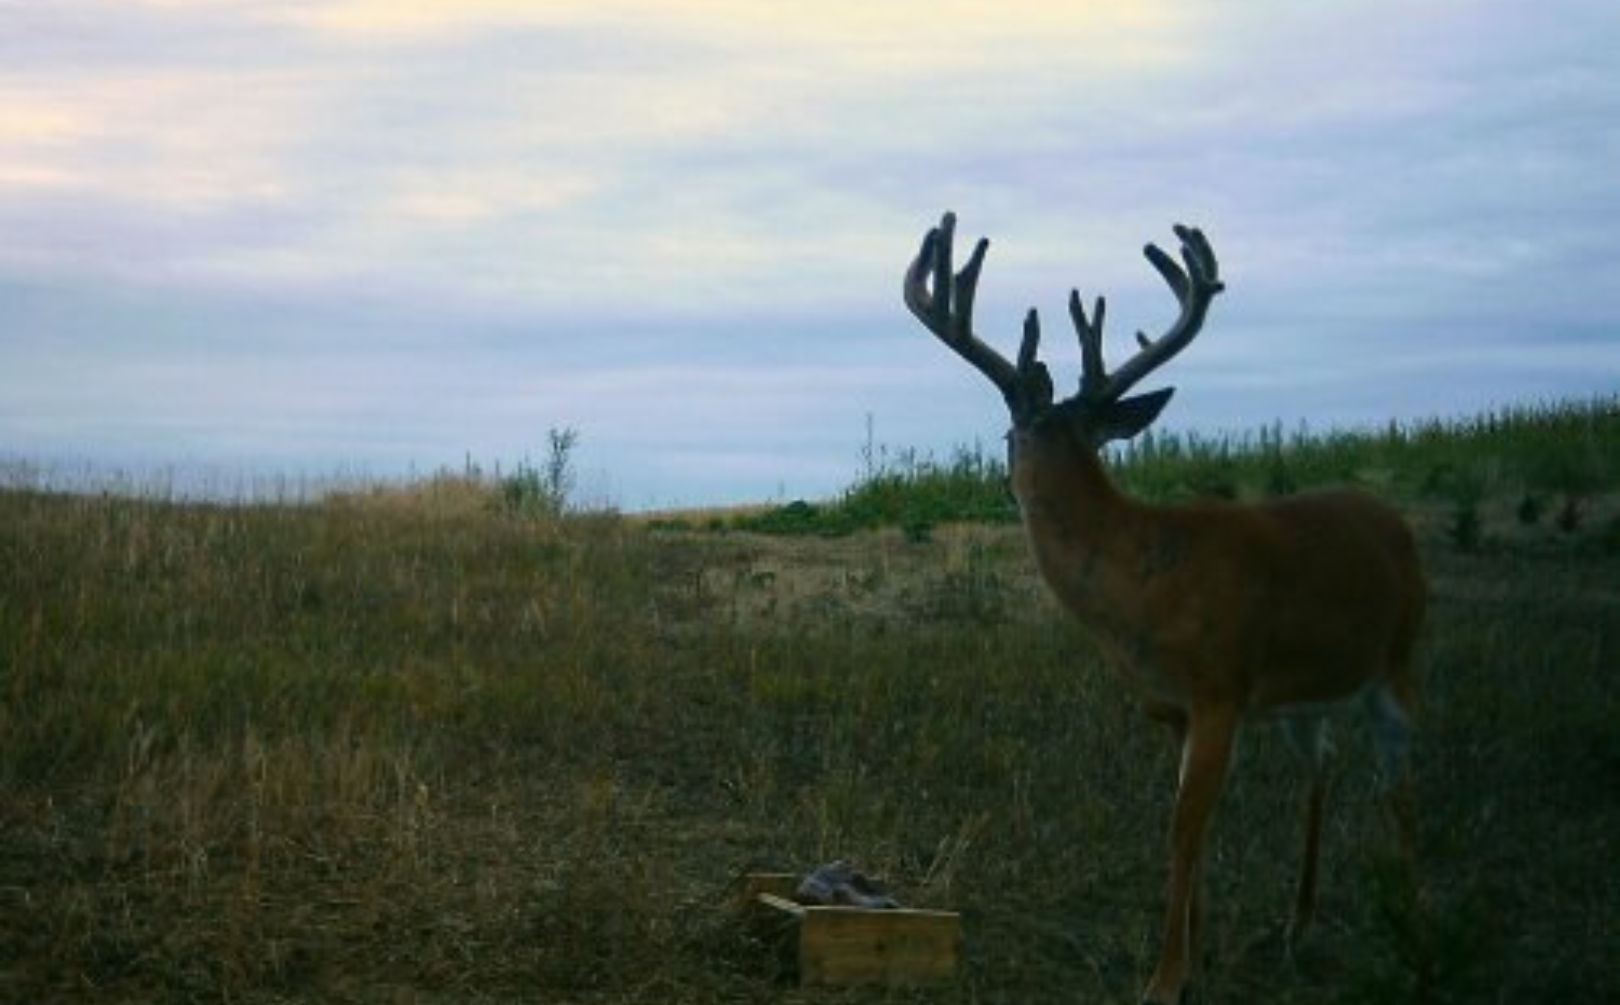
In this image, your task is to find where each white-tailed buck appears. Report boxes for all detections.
[903,212,1425,1004]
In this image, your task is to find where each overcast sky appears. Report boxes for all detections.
[2,1,1616,508]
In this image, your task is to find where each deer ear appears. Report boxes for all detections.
[1088,387,1175,443]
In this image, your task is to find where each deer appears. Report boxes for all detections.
[902,212,1426,1004]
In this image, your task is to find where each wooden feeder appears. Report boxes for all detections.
[737,871,961,987]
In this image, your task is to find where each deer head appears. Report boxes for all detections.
[903,211,1224,450]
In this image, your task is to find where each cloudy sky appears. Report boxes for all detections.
[2,1,1616,507]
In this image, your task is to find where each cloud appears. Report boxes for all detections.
[0,2,1195,301]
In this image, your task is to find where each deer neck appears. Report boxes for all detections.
[1012,443,1153,623]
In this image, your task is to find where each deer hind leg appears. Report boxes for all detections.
[1142,704,1238,1005]
[1281,713,1332,945]
[1368,678,1418,859]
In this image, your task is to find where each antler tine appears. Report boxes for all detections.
[1017,308,1038,370]
[902,224,941,323]
[1018,308,1054,415]
[1069,290,1109,399]
[903,211,1022,397]
[1093,224,1224,404]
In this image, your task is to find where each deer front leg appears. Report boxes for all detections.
[1145,702,1206,962]
[1142,704,1238,1005]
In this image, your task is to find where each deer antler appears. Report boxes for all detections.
[904,211,1052,419]
[1070,225,1224,406]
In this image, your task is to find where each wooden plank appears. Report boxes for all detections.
[735,872,799,910]
[756,892,806,918]
[797,905,961,987]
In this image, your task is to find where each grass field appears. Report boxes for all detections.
[3,401,1618,1002]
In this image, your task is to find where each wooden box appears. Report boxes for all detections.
[737,872,961,987]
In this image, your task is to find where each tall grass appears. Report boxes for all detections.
[1114,397,1619,505]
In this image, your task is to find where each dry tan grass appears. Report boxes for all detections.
[324,473,497,521]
